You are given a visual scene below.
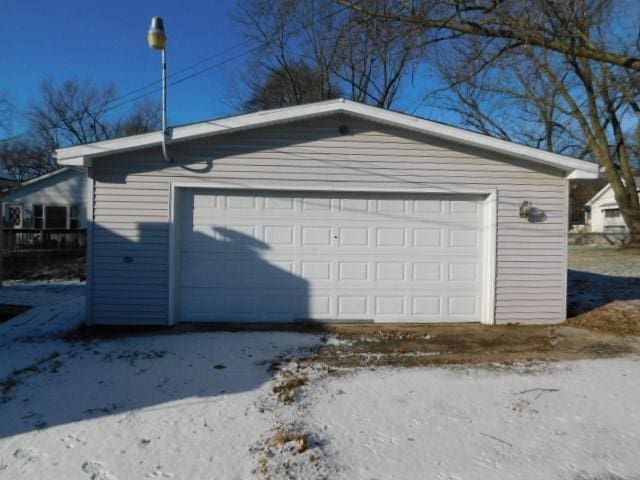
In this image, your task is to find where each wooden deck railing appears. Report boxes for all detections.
[2,228,87,253]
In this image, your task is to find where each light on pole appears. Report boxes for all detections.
[147,16,171,163]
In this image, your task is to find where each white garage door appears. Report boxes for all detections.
[177,189,486,323]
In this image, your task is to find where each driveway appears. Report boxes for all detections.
[0,282,639,479]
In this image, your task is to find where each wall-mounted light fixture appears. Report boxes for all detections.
[339,125,350,135]
[519,201,532,218]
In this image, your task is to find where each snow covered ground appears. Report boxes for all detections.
[302,361,640,479]
[1,283,640,479]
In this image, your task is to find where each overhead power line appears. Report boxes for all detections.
[101,2,356,113]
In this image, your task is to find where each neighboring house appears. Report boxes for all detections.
[584,179,640,233]
[56,99,597,326]
[569,178,607,230]
[1,168,87,229]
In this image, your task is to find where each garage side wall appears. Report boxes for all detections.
[90,114,568,325]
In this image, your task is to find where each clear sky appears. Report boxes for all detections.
[1,0,248,135]
[1,0,443,139]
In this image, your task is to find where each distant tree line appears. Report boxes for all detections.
[0,79,160,182]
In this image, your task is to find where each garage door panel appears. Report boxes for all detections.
[177,189,485,323]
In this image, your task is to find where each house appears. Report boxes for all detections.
[584,179,640,233]
[55,99,598,326]
[569,178,607,230]
[1,168,87,230]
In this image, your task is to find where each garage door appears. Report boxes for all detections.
[177,189,486,323]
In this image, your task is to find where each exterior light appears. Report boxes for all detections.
[147,17,167,50]
[519,201,531,218]
[147,16,171,163]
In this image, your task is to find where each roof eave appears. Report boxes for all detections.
[56,99,599,179]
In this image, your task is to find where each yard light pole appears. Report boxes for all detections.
[147,16,171,163]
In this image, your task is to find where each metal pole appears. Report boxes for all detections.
[161,47,171,163]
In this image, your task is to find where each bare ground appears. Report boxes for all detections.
[304,324,640,369]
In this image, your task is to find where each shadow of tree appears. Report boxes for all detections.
[0,330,319,439]
[567,269,640,316]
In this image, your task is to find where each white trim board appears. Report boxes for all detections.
[85,168,95,325]
[16,168,70,188]
[56,99,598,180]
[168,182,498,325]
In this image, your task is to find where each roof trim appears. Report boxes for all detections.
[16,167,71,188]
[585,183,612,207]
[55,99,598,179]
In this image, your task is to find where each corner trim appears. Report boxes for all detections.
[483,191,498,325]
[85,168,94,326]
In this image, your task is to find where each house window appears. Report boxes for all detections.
[5,204,23,228]
[34,204,43,229]
[33,204,74,229]
[604,208,621,219]
[70,205,80,229]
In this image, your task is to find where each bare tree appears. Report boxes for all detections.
[235,0,425,109]
[244,61,342,111]
[347,0,640,246]
[0,139,53,183]
[27,78,161,151]
[0,79,161,183]
[114,98,162,137]
[338,0,640,71]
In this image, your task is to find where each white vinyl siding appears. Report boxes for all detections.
[90,114,568,325]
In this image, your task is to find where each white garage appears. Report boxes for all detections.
[56,99,599,326]
[175,188,492,323]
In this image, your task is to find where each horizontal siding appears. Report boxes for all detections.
[90,114,568,325]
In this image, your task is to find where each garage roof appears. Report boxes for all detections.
[55,98,598,179]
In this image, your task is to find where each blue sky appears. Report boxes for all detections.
[1,0,247,135]
[1,0,444,139]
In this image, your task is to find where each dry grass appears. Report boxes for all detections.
[568,246,640,277]
[273,371,309,404]
[267,427,309,453]
[309,324,640,369]
[569,300,640,336]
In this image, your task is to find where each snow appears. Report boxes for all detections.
[0,282,85,379]
[1,283,640,479]
[0,331,321,479]
[301,361,640,479]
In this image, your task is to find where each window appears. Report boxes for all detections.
[34,204,43,229]
[5,204,23,228]
[70,205,80,229]
[46,206,67,229]
[604,208,621,219]
[33,204,73,229]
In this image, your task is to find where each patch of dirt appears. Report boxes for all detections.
[0,304,30,324]
[4,254,85,282]
[305,324,640,369]
[569,300,640,336]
